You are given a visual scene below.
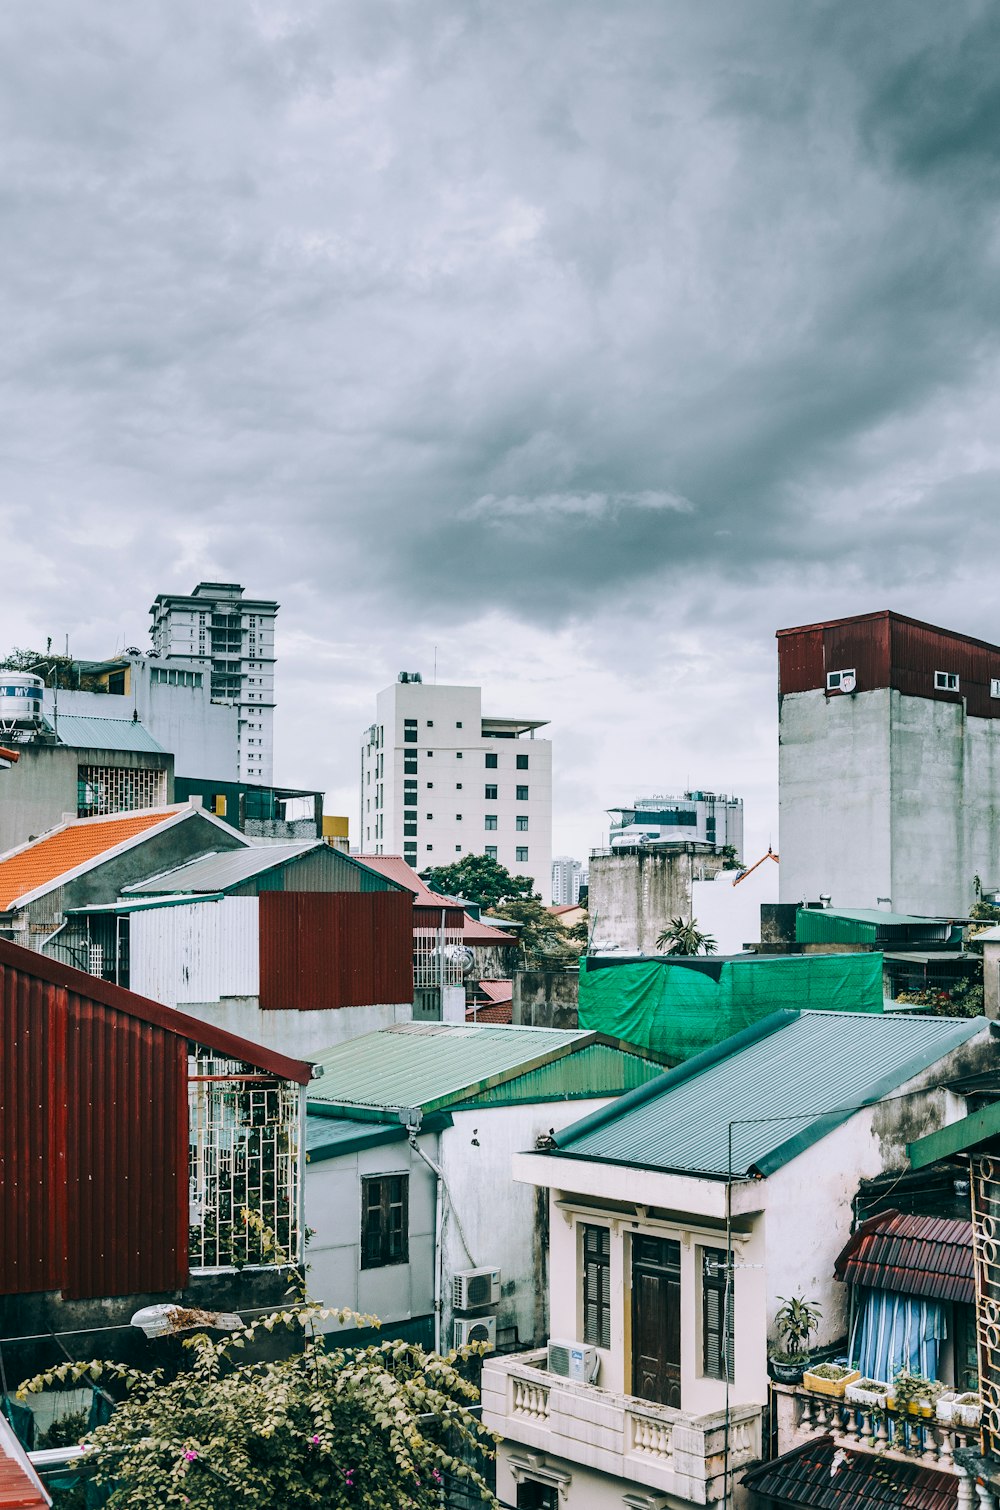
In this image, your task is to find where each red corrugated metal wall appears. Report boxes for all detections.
[259,891,414,1010]
[0,949,188,1300]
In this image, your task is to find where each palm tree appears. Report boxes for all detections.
[655,917,718,956]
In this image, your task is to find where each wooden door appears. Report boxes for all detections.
[631,1235,682,1407]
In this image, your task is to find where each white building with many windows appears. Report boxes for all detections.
[551,856,584,906]
[361,675,553,899]
[149,581,277,785]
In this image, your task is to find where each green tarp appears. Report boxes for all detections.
[578,952,884,1062]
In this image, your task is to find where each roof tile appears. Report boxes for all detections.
[0,810,177,910]
[834,1210,974,1304]
[741,1434,956,1509]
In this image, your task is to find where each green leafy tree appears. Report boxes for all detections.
[422,854,537,910]
[487,897,579,966]
[18,1308,497,1510]
[655,917,718,956]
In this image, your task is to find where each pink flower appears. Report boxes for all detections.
[183,1449,198,1462]
[310,1435,320,1445]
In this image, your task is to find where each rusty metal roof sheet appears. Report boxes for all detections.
[741,1434,957,1508]
[0,1414,49,1508]
[834,1209,973,1304]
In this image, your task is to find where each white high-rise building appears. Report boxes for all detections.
[551,856,583,906]
[149,582,277,785]
[607,791,743,856]
[361,674,553,900]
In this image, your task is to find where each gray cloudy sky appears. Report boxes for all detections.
[3,1,1000,867]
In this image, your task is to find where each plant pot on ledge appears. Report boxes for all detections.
[845,1379,889,1410]
[770,1354,809,1385]
[802,1365,861,1399]
[937,1392,982,1429]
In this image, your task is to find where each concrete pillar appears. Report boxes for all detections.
[983,940,1000,1020]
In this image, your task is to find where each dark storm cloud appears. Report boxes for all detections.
[3,1,1000,854]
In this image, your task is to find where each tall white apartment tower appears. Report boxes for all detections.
[149,582,278,784]
[551,856,583,906]
[361,674,553,901]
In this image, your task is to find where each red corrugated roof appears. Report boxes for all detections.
[834,1209,973,1304]
[355,857,515,942]
[0,808,178,910]
[477,980,514,1004]
[741,1435,957,1508]
[0,1414,50,1508]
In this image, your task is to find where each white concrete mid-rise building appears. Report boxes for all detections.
[150,581,277,785]
[361,674,552,900]
[551,856,584,906]
[778,609,1000,915]
[607,790,743,856]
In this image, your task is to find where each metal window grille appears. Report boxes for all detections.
[77,764,167,817]
[972,1153,1000,1454]
[414,924,466,988]
[188,1049,300,1271]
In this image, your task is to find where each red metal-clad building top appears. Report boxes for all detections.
[777,609,1000,718]
[0,938,312,1302]
[0,1414,50,1509]
[741,1434,957,1508]
[834,1209,973,1304]
[356,854,514,941]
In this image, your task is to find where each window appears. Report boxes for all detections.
[404,779,418,794]
[935,671,959,691]
[427,720,434,728]
[426,844,433,851]
[427,781,434,789]
[826,668,856,691]
[485,815,498,831]
[427,751,434,758]
[426,813,433,820]
[702,1248,735,1382]
[582,1225,611,1349]
[404,823,417,837]
[516,846,528,862]
[516,753,529,770]
[516,816,529,831]
[516,1481,559,1510]
[456,782,463,790]
[992,679,1000,699]
[456,813,462,821]
[362,1175,409,1268]
[485,784,498,800]
[456,751,463,759]
[456,721,463,728]
[485,846,498,859]
[404,728,418,743]
[516,785,529,801]
[404,756,417,774]
[485,752,498,769]
[455,845,462,853]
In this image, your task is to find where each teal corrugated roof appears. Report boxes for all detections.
[553,1010,988,1179]
[452,1041,665,1108]
[125,842,324,892]
[818,909,946,927]
[306,1022,646,1116]
[306,1116,408,1159]
[52,715,166,753]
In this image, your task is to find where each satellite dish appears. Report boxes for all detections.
[840,672,857,694]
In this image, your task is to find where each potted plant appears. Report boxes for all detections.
[845,1377,890,1409]
[802,1362,862,1398]
[937,1391,982,1429]
[886,1367,943,1419]
[769,1296,822,1384]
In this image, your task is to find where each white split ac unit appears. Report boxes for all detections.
[453,1267,502,1311]
[547,1339,600,1384]
[453,1315,496,1351]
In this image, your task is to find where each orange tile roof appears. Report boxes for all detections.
[0,810,176,910]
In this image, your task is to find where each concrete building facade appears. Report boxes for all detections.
[607,791,743,856]
[150,581,277,784]
[551,855,583,906]
[361,675,553,900]
[587,844,726,953]
[778,610,1000,915]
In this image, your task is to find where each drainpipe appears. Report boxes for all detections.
[402,1109,478,1355]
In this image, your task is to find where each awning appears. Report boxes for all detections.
[834,1209,973,1304]
[741,1434,957,1509]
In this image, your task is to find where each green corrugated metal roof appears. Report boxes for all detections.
[51,715,167,753]
[306,1116,408,1160]
[306,1022,658,1117]
[552,1009,987,1180]
[65,893,226,914]
[908,1099,1000,1170]
[452,1042,664,1108]
[796,908,952,945]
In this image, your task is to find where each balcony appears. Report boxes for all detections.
[774,1382,981,1477]
[482,1350,763,1504]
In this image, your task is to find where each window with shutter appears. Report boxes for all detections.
[702,1247,735,1381]
[361,1175,409,1268]
[582,1225,611,1349]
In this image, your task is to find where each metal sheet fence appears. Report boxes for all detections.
[259,891,414,1010]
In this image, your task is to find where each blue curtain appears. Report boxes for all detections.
[850,1288,947,1382]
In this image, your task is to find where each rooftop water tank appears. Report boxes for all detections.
[0,672,45,731]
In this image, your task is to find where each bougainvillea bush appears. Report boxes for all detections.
[18,1307,498,1509]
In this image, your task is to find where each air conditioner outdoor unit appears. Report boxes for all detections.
[453,1315,496,1351]
[547,1339,600,1384]
[453,1267,502,1311]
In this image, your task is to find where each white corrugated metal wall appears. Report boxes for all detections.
[130,898,259,1006]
